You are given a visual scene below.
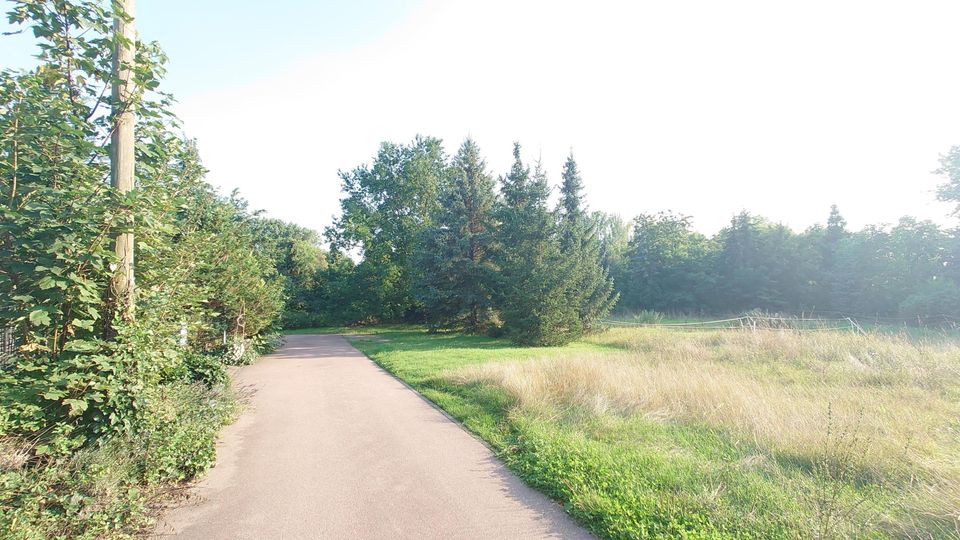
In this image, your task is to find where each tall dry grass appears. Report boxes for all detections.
[452,328,960,529]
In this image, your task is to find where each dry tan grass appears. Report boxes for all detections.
[452,328,960,521]
[0,436,31,471]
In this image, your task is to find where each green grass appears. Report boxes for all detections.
[293,325,960,539]
[335,329,796,538]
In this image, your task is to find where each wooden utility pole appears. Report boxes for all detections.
[111,0,136,319]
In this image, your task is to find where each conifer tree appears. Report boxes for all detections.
[495,145,575,345]
[819,204,849,311]
[415,138,498,333]
[555,152,618,337]
[560,153,586,222]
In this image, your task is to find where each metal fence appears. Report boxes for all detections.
[604,315,865,333]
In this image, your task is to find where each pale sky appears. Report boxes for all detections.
[4,0,959,235]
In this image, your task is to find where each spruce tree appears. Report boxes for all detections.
[555,152,618,337]
[495,145,576,345]
[415,138,498,333]
[560,153,586,221]
[820,204,849,312]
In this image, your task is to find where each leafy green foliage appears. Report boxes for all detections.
[0,382,236,540]
[250,219,327,328]
[613,206,960,322]
[617,212,714,313]
[315,142,617,344]
[936,146,960,216]
[325,136,447,322]
[0,1,281,536]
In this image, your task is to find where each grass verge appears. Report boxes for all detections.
[310,325,960,539]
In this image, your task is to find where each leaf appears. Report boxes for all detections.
[63,399,88,416]
[29,310,51,327]
[41,389,66,400]
[71,318,95,331]
[63,339,99,352]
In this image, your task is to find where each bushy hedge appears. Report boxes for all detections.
[0,1,284,537]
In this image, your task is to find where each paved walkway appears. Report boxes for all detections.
[154,334,592,539]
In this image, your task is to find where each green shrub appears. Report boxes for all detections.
[898,280,960,323]
[281,310,326,330]
[137,383,237,484]
[0,381,236,539]
[0,3,283,536]
[178,351,228,387]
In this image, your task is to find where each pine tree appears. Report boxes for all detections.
[415,138,498,333]
[715,211,770,311]
[820,204,849,312]
[495,145,576,345]
[826,204,848,245]
[559,152,585,222]
[555,152,618,337]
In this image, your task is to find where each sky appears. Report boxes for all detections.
[2,0,959,236]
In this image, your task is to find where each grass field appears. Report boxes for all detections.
[294,325,960,539]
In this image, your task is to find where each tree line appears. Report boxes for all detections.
[605,203,959,322]
[312,137,617,346]
[280,139,960,333]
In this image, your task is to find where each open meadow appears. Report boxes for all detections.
[313,325,960,539]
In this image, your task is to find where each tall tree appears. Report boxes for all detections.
[326,136,446,321]
[619,212,715,312]
[935,146,960,216]
[250,219,326,327]
[714,211,772,311]
[826,204,848,240]
[559,152,585,222]
[554,153,617,336]
[495,146,575,345]
[595,212,631,279]
[811,204,849,312]
[415,138,498,333]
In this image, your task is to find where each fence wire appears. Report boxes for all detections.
[603,315,865,333]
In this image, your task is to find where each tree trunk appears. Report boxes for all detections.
[110,0,136,320]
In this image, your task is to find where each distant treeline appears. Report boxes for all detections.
[603,208,959,322]
[269,137,960,338]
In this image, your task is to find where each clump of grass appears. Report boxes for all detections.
[452,328,960,537]
[629,310,666,324]
[0,436,32,472]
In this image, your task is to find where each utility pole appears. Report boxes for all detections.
[111,0,136,319]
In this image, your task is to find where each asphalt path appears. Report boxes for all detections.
[153,334,592,539]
